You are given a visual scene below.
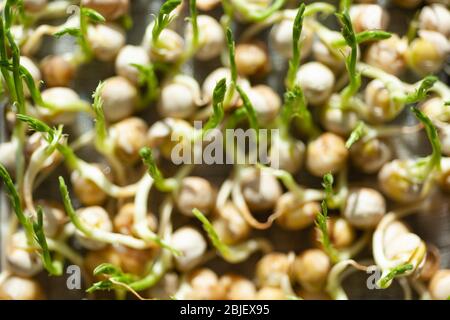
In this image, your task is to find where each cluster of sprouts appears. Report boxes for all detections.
[0,0,449,300]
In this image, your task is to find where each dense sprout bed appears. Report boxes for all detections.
[0,0,449,300]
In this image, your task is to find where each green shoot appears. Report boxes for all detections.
[16,114,55,139]
[230,0,287,22]
[188,0,199,50]
[86,263,135,293]
[378,264,413,289]
[152,0,182,44]
[406,11,420,44]
[286,3,306,89]
[355,30,391,43]
[192,208,232,260]
[91,82,113,154]
[60,176,180,255]
[411,107,441,174]
[81,7,106,23]
[132,63,159,107]
[445,101,450,106]
[53,28,82,38]
[139,147,177,192]
[236,85,259,134]
[226,28,238,84]
[19,65,45,106]
[54,6,105,60]
[336,11,361,107]
[0,163,34,241]
[59,176,93,236]
[405,76,438,104]
[283,87,320,139]
[32,206,63,276]
[322,172,335,204]
[332,30,391,47]
[202,78,226,137]
[315,200,340,264]
[226,27,259,134]
[345,121,366,149]
[193,208,267,263]
[339,0,350,12]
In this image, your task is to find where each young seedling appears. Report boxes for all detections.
[193,208,270,263]
[151,0,182,45]
[53,6,105,62]
[58,176,180,255]
[32,207,63,276]
[226,28,259,134]
[286,3,305,90]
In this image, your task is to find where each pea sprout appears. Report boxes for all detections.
[345,121,366,148]
[151,0,182,45]
[336,11,360,108]
[193,208,270,263]
[53,6,105,61]
[227,0,287,22]
[226,28,259,133]
[32,207,63,276]
[87,263,136,293]
[202,78,226,137]
[286,3,305,90]
[411,107,441,174]
[140,147,178,192]
[90,82,126,183]
[315,200,340,264]
[257,164,324,202]
[0,163,69,276]
[0,163,34,243]
[17,114,139,198]
[188,0,199,51]
[378,263,414,289]
[132,63,159,107]
[58,176,179,254]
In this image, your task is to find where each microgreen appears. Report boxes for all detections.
[152,0,182,44]
[132,63,159,107]
[315,200,340,264]
[32,206,63,276]
[411,107,441,173]
[226,28,259,134]
[82,7,106,23]
[140,147,177,192]
[405,76,438,104]
[86,263,136,293]
[336,11,361,107]
[355,30,391,43]
[91,82,114,154]
[339,0,350,12]
[345,121,366,148]
[226,28,238,84]
[322,173,334,200]
[286,3,305,89]
[229,0,287,22]
[236,85,259,133]
[188,0,199,50]
[202,78,226,137]
[406,11,420,44]
[378,264,413,289]
[282,86,320,139]
[192,208,235,261]
[0,163,34,240]
[59,176,93,236]
[53,6,105,60]
[16,114,55,138]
